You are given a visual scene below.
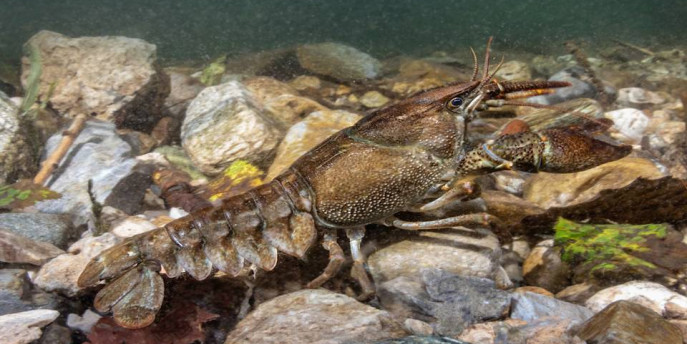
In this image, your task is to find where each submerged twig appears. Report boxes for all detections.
[564,41,613,107]
[611,39,655,57]
[33,113,88,185]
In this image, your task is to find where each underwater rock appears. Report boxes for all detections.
[244,76,329,125]
[181,81,283,175]
[576,301,682,344]
[0,213,75,249]
[456,319,527,344]
[289,75,322,91]
[373,335,469,344]
[32,233,120,297]
[522,239,570,294]
[35,120,154,226]
[368,228,510,289]
[266,109,362,180]
[224,289,407,344]
[163,69,205,120]
[296,42,382,81]
[495,60,532,81]
[0,269,60,315]
[556,283,600,305]
[616,87,666,107]
[21,30,169,131]
[397,59,464,83]
[585,281,687,318]
[0,230,64,265]
[523,157,663,209]
[360,91,391,108]
[0,309,59,344]
[109,215,157,238]
[510,291,593,325]
[0,92,32,184]
[604,108,649,143]
[377,269,511,336]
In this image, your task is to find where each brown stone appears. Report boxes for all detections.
[576,300,682,344]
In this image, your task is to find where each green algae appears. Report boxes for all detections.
[199,55,226,86]
[554,218,669,281]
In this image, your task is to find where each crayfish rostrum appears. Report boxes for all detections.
[78,38,631,328]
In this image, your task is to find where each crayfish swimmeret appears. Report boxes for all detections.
[78,38,631,328]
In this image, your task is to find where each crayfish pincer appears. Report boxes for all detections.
[78,38,631,329]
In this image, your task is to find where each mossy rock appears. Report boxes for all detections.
[554,218,687,286]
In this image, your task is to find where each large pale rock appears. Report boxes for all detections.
[32,233,120,296]
[0,309,59,344]
[266,110,362,179]
[297,42,382,81]
[21,31,169,131]
[0,92,33,184]
[182,81,283,175]
[224,289,406,344]
[0,229,64,265]
[35,120,155,226]
[368,229,509,287]
[585,281,687,318]
[523,157,663,208]
[576,301,682,344]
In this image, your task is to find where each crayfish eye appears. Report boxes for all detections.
[448,96,464,108]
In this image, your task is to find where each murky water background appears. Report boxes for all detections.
[2,0,686,63]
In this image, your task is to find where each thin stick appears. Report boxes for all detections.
[612,39,655,56]
[33,114,88,185]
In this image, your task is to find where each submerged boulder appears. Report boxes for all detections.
[297,42,382,82]
[21,30,169,131]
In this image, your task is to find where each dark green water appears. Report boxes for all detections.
[1,0,686,63]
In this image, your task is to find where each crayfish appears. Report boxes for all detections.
[78,38,631,328]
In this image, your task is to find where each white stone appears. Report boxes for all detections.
[617,87,665,107]
[67,309,102,334]
[111,216,158,238]
[0,309,59,344]
[585,280,687,318]
[604,108,649,142]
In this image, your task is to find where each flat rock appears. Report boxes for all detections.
[244,76,328,125]
[523,157,663,208]
[266,109,361,179]
[0,229,64,265]
[35,120,155,226]
[297,42,382,81]
[368,229,509,287]
[21,30,169,131]
[0,213,75,249]
[110,216,157,238]
[378,269,511,336]
[163,69,205,119]
[32,233,120,297]
[0,309,59,344]
[576,300,682,344]
[181,81,283,175]
[511,291,593,326]
[224,289,407,344]
[585,280,687,319]
[617,87,665,107]
[373,335,470,344]
[0,92,33,184]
